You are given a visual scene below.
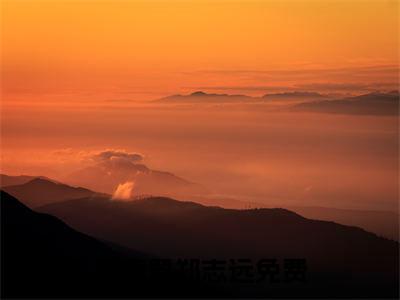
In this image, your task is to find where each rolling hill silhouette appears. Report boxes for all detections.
[38,195,399,297]
[2,178,100,208]
[292,91,399,115]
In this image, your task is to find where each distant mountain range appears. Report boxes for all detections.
[155,91,399,115]
[156,90,328,103]
[291,91,399,115]
[156,91,256,103]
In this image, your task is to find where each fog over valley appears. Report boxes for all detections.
[2,93,398,212]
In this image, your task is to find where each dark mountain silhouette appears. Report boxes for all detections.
[156,91,256,103]
[291,91,399,115]
[156,91,329,104]
[182,195,399,241]
[155,91,399,115]
[38,195,399,297]
[1,190,141,298]
[287,206,399,241]
[2,178,100,208]
[0,173,54,187]
[1,191,221,298]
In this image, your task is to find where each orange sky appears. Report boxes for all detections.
[0,1,399,212]
[1,0,399,101]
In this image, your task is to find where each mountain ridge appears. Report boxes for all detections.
[291,91,399,115]
[2,177,101,208]
[155,91,399,116]
[38,195,398,260]
[3,190,398,297]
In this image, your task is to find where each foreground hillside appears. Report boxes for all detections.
[1,191,212,298]
[39,195,399,298]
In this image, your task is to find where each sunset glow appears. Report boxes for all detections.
[1,1,399,298]
[1,0,398,102]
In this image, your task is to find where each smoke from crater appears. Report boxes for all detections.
[112,181,135,200]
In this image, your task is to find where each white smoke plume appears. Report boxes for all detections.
[112,181,135,200]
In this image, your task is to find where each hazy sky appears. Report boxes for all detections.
[0,0,398,212]
[1,0,399,101]
[1,103,398,211]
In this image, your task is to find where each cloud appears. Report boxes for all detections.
[181,64,399,94]
[183,85,296,93]
[52,148,74,156]
[53,148,144,163]
[85,150,146,172]
[184,81,399,94]
[52,148,146,173]
[91,150,144,163]
[295,82,398,92]
[186,64,399,78]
